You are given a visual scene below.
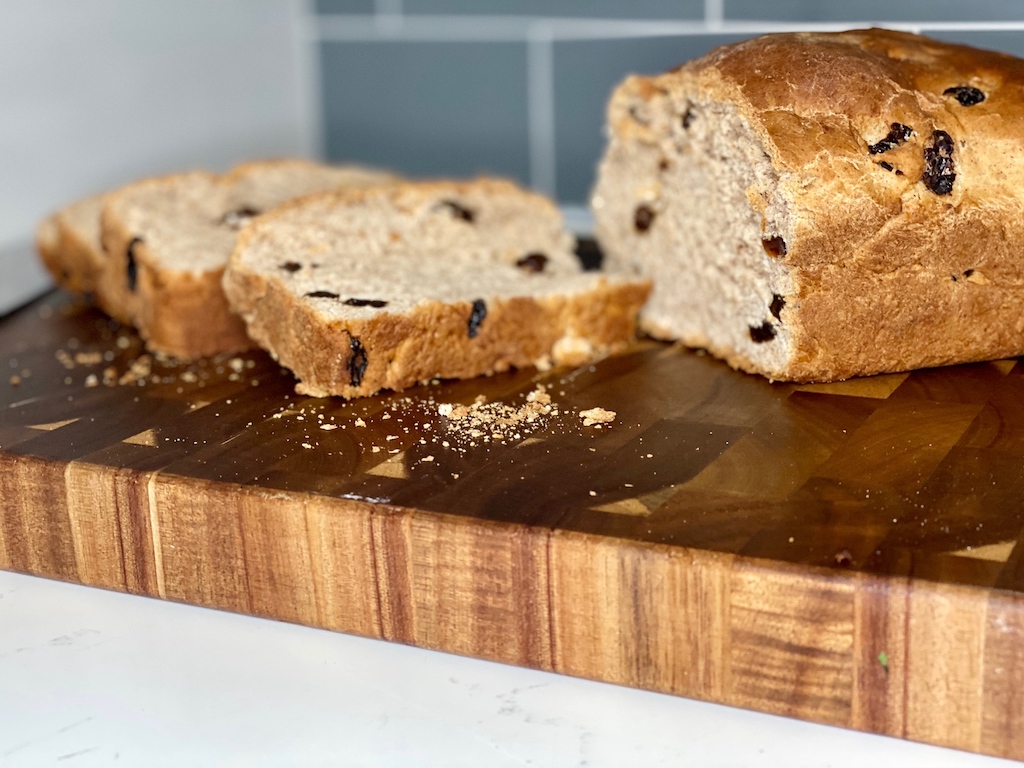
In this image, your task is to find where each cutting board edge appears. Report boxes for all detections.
[1,450,1023,759]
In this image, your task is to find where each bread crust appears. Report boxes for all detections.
[598,29,1024,381]
[227,266,649,398]
[97,171,250,358]
[36,195,112,303]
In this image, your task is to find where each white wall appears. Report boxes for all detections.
[0,0,315,278]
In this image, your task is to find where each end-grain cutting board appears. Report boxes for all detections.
[2,291,1024,760]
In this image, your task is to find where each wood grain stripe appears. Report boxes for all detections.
[63,462,127,590]
[729,562,854,726]
[904,581,987,752]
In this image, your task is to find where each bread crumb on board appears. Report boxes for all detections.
[433,384,559,452]
[579,407,616,427]
[37,330,623,470]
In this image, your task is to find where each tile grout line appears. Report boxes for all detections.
[374,0,402,15]
[297,0,326,161]
[313,14,1024,42]
[527,23,557,199]
[704,0,724,30]
[374,0,403,35]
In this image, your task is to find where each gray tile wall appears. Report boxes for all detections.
[315,0,1024,207]
[321,41,531,181]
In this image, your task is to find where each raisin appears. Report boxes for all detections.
[280,261,302,273]
[681,104,695,129]
[770,294,786,320]
[515,252,549,273]
[126,237,142,292]
[964,269,974,278]
[221,206,261,230]
[344,298,388,308]
[658,158,670,172]
[762,236,787,257]
[347,335,368,387]
[439,200,475,223]
[749,322,776,343]
[634,205,655,233]
[879,161,894,172]
[868,122,913,154]
[922,129,956,195]
[944,86,985,107]
[305,290,340,299]
[467,299,487,338]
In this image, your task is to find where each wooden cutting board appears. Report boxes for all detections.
[2,291,1024,760]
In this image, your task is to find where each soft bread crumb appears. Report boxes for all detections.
[580,407,616,427]
[551,335,595,367]
[526,386,551,405]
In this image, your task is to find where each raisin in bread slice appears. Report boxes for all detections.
[98,159,397,359]
[592,29,1024,382]
[223,179,651,398]
[37,194,123,318]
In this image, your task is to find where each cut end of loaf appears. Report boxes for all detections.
[225,180,651,399]
[593,78,798,381]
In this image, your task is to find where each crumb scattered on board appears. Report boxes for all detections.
[434,386,557,449]
[14,322,627,488]
[30,336,259,392]
[246,380,621,465]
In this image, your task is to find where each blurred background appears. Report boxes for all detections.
[3,0,1024,304]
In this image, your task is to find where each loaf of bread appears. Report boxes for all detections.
[223,179,651,398]
[95,159,396,359]
[592,29,1024,382]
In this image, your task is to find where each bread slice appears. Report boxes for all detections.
[36,194,115,307]
[97,159,397,359]
[223,179,651,398]
[592,29,1024,382]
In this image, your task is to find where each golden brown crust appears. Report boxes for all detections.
[98,179,251,359]
[97,171,243,356]
[36,216,73,289]
[36,198,107,298]
[227,263,649,398]
[607,30,1024,381]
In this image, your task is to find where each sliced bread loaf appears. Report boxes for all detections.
[223,179,651,398]
[36,194,120,314]
[592,29,1024,382]
[97,159,396,359]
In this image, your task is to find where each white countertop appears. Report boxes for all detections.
[0,569,1014,767]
